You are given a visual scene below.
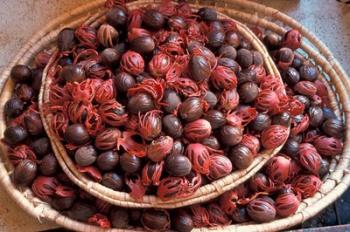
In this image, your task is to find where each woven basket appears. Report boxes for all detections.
[0,0,347,232]
[40,0,286,209]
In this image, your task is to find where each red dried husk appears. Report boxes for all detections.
[275,192,300,217]
[299,143,321,175]
[98,99,128,127]
[255,89,280,112]
[66,79,95,103]
[218,89,239,112]
[168,77,201,97]
[128,79,164,106]
[266,155,292,184]
[294,81,317,97]
[183,119,212,142]
[240,134,261,155]
[34,50,51,68]
[95,128,121,150]
[186,143,211,175]
[128,9,143,30]
[282,29,302,50]
[249,173,275,193]
[9,145,37,166]
[146,136,173,162]
[138,110,162,141]
[128,28,151,41]
[226,112,243,128]
[75,25,98,49]
[210,65,238,90]
[55,185,76,198]
[117,131,146,157]
[142,161,164,186]
[32,176,59,202]
[207,203,232,226]
[157,176,187,200]
[235,106,258,126]
[190,205,210,227]
[261,125,289,149]
[291,114,310,136]
[88,213,111,228]
[148,53,172,78]
[293,175,322,198]
[95,79,116,104]
[51,111,69,140]
[126,174,147,200]
[84,107,104,137]
[313,136,343,156]
[120,50,145,75]
[218,185,249,215]
[67,101,92,124]
[208,155,232,180]
[183,171,202,197]
[76,165,102,182]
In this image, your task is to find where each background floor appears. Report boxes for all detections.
[0,0,349,231]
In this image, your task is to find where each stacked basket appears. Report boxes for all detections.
[0,0,348,231]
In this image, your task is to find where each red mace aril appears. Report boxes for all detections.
[94,79,116,104]
[128,28,151,41]
[240,134,261,155]
[247,198,276,223]
[190,205,210,227]
[282,29,302,50]
[226,112,243,127]
[88,213,111,229]
[9,144,36,166]
[186,143,210,175]
[210,65,238,90]
[249,173,275,193]
[51,112,69,140]
[31,176,59,202]
[75,25,97,49]
[299,143,321,175]
[138,110,162,141]
[125,174,147,200]
[191,46,217,69]
[183,172,202,197]
[291,114,310,136]
[207,203,232,226]
[266,155,292,184]
[219,185,248,215]
[313,136,343,156]
[293,174,322,198]
[148,53,172,77]
[120,51,145,75]
[261,125,289,149]
[157,176,187,200]
[67,101,93,124]
[208,155,233,180]
[77,165,102,182]
[95,128,121,150]
[218,89,239,112]
[142,161,164,186]
[275,191,300,217]
[294,81,317,97]
[146,136,174,162]
[255,89,280,112]
[98,99,128,127]
[287,159,302,182]
[183,119,212,142]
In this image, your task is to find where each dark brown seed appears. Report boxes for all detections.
[252,51,264,66]
[207,30,225,48]
[127,93,155,114]
[4,98,24,118]
[250,113,271,132]
[31,137,51,157]
[101,48,122,66]
[198,7,217,21]
[4,126,28,145]
[120,152,141,174]
[31,69,43,92]
[231,207,250,223]
[15,84,34,102]
[114,72,136,93]
[240,40,251,49]
[204,110,226,129]
[292,53,305,69]
[163,89,182,114]
[165,154,192,177]
[300,64,318,81]
[96,150,119,172]
[322,118,344,138]
[218,45,237,60]
[309,106,324,127]
[130,36,155,54]
[24,112,44,135]
[202,136,221,150]
[162,115,183,139]
[229,144,254,169]
[39,153,58,176]
[203,91,218,109]
[11,65,32,83]
[52,196,76,211]
[171,140,185,156]
[14,159,37,186]
[294,95,310,110]
[189,55,211,82]
[272,112,291,126]
[101,172,124,191]
[238,68,257,84]
[110,208,129,228]
[106,7,128,29]
[59,64,86,83]
[277,47,294,63]
[237,48,253,69]
[142,209,170,231]
[218,58,240,73]
[263,33,281,50]
[143,9,165,30]
[225,31,241,48]
[319,158,330,178]
[58,57,73,67]
[238,82,259,103]
[220,125,243,146]
[209,20,224,32]
[247,198,276,223]
[168,16,187,30]
[64,124,90,145]
[67,202,96,222]
[282,67,300,86]
[282,138,300,159]
[129,209,142,225]
[74,145,97,166]
[57,28,76,51]
[173,211,194,232]
[179,97,203,122]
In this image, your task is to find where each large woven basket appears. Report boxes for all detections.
[39,0,286,209]
[0,0,347,232]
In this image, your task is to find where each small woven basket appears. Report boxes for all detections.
[39,0,286,209]
[0,0,347,231]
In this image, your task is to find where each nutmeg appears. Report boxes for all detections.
[14,159,37,186]
[282,67,300,86]
[143,9,165,30]
[322,118,344,138]
[220,125,243,146]
[96,150,119,172]
[165,154,192,177]
[39,153,58,176]
[207,30,225,49]
[202,136,221,150]
[162,115,183,139]
[141,209,170,231]
[130,36,155,54]
[75,145,97,167]
[4,125,28,145]
[65,124,90,145]
[120,152,142,174]
[173,210,194,232]
[250,113,271,132]
[15,84,34,102]
[204,110,226,129]
[101,172,124,191]
[11,64,32,83]
[31,137,51,157]
[203,91,218,109]
[238,81,259,103]
[198,7,217,21]
[236,48,253,69]
[300,64,318,82]
[4,98,24,118]
[179,97,203,122]
[225,31,241,48]
[24,112,44,135]
[114,72,135,93]
[57,28,76,51]
[127,93,155,114]
[59,64,86,83]
[272,112,291,126]
[163,89,182,114]
[229,144,253,169]
[106,7,127,29]
[189,55,211,82]
[110,207,129,228]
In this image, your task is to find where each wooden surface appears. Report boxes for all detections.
[0,0,349,231]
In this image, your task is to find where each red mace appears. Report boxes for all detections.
[146,136,173,162]
[207,203,232,226]
[293,174,322,198]
[226,112,243,128]
[313,136,343,156]
[95,128,121,150]
[218,186,248,215]
[127,28,151,41]
[74,25,98,49]
[34,50,51,68]
[128,9,143,30]
[142,161,164,186]
[266,155,292,184]
[32,176,59,202]
[125,174,147,200]
[120,51,145,75]
[291,114,310,136]
[190,205,210,227]
[95,79,116,104]
[67,101,93,124]
[275,191,300,217]
[184,119,212,142]
[98,99,128,127]
[157,176,187,200]
[138,110,162,141]
[249,173,275,193]
[51,112,69,140]
[299,143,321,175]
[282,29,302,50]
[183,172,202,197]
[219,89,240,112]
[54,185,76,198]
[294,81,317,97]
[235,106,258,126]
[128,79,164,106]
[255,89,280,112]
[148,53,172,78]
[288,97,305,116]
[88,213,111,229]
[208,155,233,180]
[9,145,37,166]
[240,134,261,155]
[186,143,211,175]
[314,79,328,98]
[190,46,217,69]
[76,165,102,182]
[67,79,95,104]
[261,125,289,149]
[210,66,238,90]
[84,108,104,137]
